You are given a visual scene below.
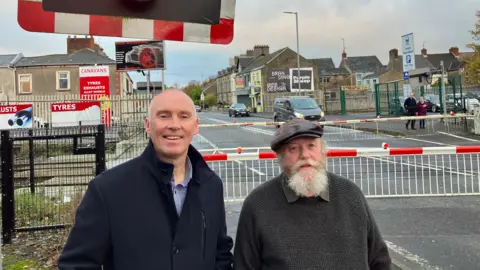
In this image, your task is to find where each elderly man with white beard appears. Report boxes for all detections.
[233,118,392,270]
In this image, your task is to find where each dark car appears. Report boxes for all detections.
[195,105,202,112]
[229,103,250,117]
[273,96,325,127]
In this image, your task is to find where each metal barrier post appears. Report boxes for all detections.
[28,129,35,194]
[1,130,14,244]
[95,124,106,175]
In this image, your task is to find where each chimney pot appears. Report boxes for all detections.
[449,47,460,57]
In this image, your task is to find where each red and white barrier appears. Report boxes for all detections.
[198,113,472,128]
[202,145,480,161]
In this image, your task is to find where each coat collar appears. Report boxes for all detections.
[141,139,215,185]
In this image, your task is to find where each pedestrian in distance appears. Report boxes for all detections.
[404,91,417,130]
[58,89,234,270]
[417,96,428,129]
[233,118,392,270]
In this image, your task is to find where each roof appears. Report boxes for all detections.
[363,69,387,79]
[237,56,255,70]
[319,67,350,77]
[0,54,21,67]
[309,58,335,69]
[341,56,384,73]
[15,48,115,67]
[236,47,289,75]
[422,53,464,71]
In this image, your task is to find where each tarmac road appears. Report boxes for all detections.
[195,111,480,270]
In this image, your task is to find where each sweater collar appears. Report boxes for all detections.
[280,173,330,203]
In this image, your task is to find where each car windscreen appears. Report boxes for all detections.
[290,98,318,109]
[234,104,246,109]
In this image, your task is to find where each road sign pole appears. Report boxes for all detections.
[441,61,447,114]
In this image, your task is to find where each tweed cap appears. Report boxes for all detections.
[270,118,324,152]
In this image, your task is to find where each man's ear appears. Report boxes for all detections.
[144,117,151,137]
[193,117,199,135]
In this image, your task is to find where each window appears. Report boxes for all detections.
[56,71,70,90]
[18,74,32,94]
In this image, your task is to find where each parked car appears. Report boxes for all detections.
[229,103,250,117]
[195,105,202,112]
[424,95,441,113]
[273,96,325,127]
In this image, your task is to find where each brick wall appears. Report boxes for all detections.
[263,48,324,109]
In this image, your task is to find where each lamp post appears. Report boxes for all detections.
[284,11,301,95]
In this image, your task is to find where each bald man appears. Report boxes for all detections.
[59,90,234,270]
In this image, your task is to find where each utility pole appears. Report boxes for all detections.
[284,11,301,95]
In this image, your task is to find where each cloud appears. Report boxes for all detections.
[0,0,478,85]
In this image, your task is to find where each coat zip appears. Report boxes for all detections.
[201,210,206,260]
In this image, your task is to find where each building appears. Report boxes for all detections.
[310,58,351,89]
[0,53,23,100]
[235,46,320,113]
[380,47,466,90]
[13,49,117,97]
[216,66,236,105]
[338,51,385,86]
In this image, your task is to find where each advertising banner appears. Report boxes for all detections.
[235,77,245,89]
[51,102,102,127]
[290,67,314,92]
[79,66,111,128]
[0,104,33,129]
[115,40,165,71]
[267,69,290,92]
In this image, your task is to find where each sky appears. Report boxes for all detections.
[0,0,479,88]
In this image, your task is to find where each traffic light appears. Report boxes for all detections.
[42,0,222,25]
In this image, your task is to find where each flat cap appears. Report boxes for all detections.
[270,118,324,152]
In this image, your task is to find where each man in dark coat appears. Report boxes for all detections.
[58,89,234,270]
[404,92,417,129]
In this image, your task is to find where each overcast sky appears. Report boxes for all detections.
[0,0,478,87]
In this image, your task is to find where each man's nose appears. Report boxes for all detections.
[299,148,312,160]
[167,116,181,128]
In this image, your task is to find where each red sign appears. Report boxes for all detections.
[0,104,32,114]
[79,66,111,128]
[16,0,235,44]
[51,101,101,112]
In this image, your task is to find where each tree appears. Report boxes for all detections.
[205,93,216,107]
[189,88,202,102]
[465,10,480,84]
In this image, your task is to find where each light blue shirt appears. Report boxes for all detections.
[170,157,193,216]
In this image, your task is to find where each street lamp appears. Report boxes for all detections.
[284,11,301,95]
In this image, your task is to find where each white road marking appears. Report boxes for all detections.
[196,133,265,176]
[385,240,443,270]
[437,131,480,142]
[403,137,450,146]
[201,116,275,136]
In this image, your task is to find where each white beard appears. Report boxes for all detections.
[286,160,329,197]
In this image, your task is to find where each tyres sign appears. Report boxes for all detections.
[0,104,33,129]
[115,40,165,71]
[51,102,102,127]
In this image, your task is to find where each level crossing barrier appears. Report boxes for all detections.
[195,114,474,147]
[203,145,480,202]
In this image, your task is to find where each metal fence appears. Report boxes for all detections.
[1,124,106,244]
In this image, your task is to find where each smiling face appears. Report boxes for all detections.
[278,136,328,197]
[144,90,199,162]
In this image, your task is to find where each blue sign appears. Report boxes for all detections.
[403,71,409,80]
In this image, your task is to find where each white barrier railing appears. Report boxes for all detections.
[202,145,480,202]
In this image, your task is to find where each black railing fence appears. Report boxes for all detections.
[1,124,110,244]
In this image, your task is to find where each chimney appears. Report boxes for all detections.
[449,47,460,58]
[421,47,427,57]
[246,49,254,57]
[253,45,269,58]
[389,49,398,61]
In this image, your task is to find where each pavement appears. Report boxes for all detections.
[192,111,480,270]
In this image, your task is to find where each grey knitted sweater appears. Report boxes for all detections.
[233,172,392,270]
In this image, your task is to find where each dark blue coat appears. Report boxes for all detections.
[58,140,234,270]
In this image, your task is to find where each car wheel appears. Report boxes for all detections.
[274,117,280,129]
[432,105,436,113]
